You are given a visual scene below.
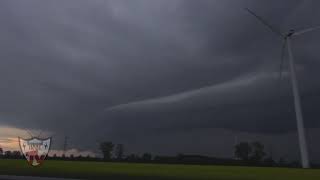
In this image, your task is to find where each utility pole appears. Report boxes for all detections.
[268,143,273,160]
[63,136,69,157]
[234,135,239,160]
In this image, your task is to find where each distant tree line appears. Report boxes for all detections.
[97,141,319,168]
[234,141,267,163]
[47,154,97,161]
[0,141,319,168]
[0,148,23,159]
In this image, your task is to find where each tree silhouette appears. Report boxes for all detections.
[127,154,139,161]
[12,151,21,158]
[4,151,12,158]
[250,141,266,162]
[99,141,114,160]
[234,142,252,161]
[142,153,152,161]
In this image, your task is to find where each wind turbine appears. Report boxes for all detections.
[245,8,320,168]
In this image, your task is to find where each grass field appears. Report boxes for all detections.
[0,160,319,180]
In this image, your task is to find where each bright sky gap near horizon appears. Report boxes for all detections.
[0,0,320,162]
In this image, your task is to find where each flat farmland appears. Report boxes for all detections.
[0,159,319,180]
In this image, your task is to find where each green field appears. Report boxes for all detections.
[0,160,319,180]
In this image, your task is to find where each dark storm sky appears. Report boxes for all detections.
[0,0,320,161]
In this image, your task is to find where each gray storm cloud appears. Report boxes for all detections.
[106,72,278,111]
[0,0,320,160]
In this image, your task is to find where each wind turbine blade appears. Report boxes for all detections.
[294,25,320,36]
[279,40,287,79]
[245,8,284,37]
